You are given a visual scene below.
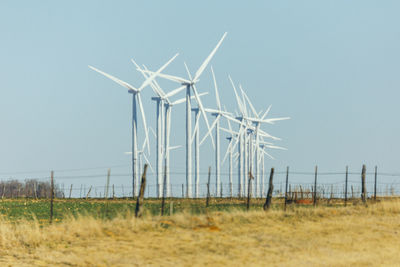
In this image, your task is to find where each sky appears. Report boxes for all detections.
[0,1,399,196]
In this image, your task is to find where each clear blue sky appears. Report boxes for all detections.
[0,1,399,194]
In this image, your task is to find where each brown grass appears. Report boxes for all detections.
[0,200,400,266]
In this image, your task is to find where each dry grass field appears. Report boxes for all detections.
[0,200,400,266]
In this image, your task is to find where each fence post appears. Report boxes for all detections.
[284,166,289,211]
[206,167,211,208]
[50,171,54,224]
[69,184,73,199]
[135,164,148,218]
[374,166,377,201]
[86,186,92,199]
[361,165,366,203]
[345,166,348,206]
[112,184,115,199]
[246,171,254,211]
[263,168,274,211]
[313,166,318,207]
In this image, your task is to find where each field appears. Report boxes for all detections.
[0,198,399,266]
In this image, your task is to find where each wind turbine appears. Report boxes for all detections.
[133,61,186,198]
[200,66,231,196]
[140,32,228,198]
[239,85,290,197]
[135,62,209,198]
[89,53,178,197]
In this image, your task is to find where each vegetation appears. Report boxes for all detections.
[0,198,399,265]
[0,179,63,198]
[0,198,278,222]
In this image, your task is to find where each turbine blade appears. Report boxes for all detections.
[228,75,244,115]
[142,64,166,97]
[221,113,242,125]
[224,106,233,132]
[211,66,221,110]
[241,85,258,118]
[138,70,190,85]
[137,53,179,91]
[149,126,156,139]
[200,115,220,146]
[142,153,154,173]
[239,84,248,116]
[137,93,150,154]
[184,62,193,81]
[192,84,215,148]
[164,85,186,99]
[262,149,275,160]
[169,145,182,151]
[264,145,288,150]
[258,129,281,141]
[219,126,238,136]
[262,117,291,124]
[172,92,208,106]
[222,141,232,165]
[193,32,227,82]
[133,61,165,98]
[261,105,272,120]
[89,65,138,92]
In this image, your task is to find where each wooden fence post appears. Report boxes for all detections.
[263,168,274,211]
[50,171,54,224]
[345,166,348,206]
[374,166,377,201]
[206,167,211,208]
[313,166,318,207]
[135,164,148,218]
[284,166,289,211]
[361,165,366,203]
[86,186,92,199]
[246,171,254,211]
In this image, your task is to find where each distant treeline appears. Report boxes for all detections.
[0,179,63,198]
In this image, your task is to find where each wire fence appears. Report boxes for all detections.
[1,166,400,200]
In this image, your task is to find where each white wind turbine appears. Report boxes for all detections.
[133,61,186,198]
[239,86,290,197]
[140,32,228,198]
[89,53,178,197]
[200,66,232,196]
[135,62,208,197]
[223,75,288,197]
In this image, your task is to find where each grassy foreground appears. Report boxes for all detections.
[0,200,399,266]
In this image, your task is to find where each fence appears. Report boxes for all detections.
[2,165,400,200]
